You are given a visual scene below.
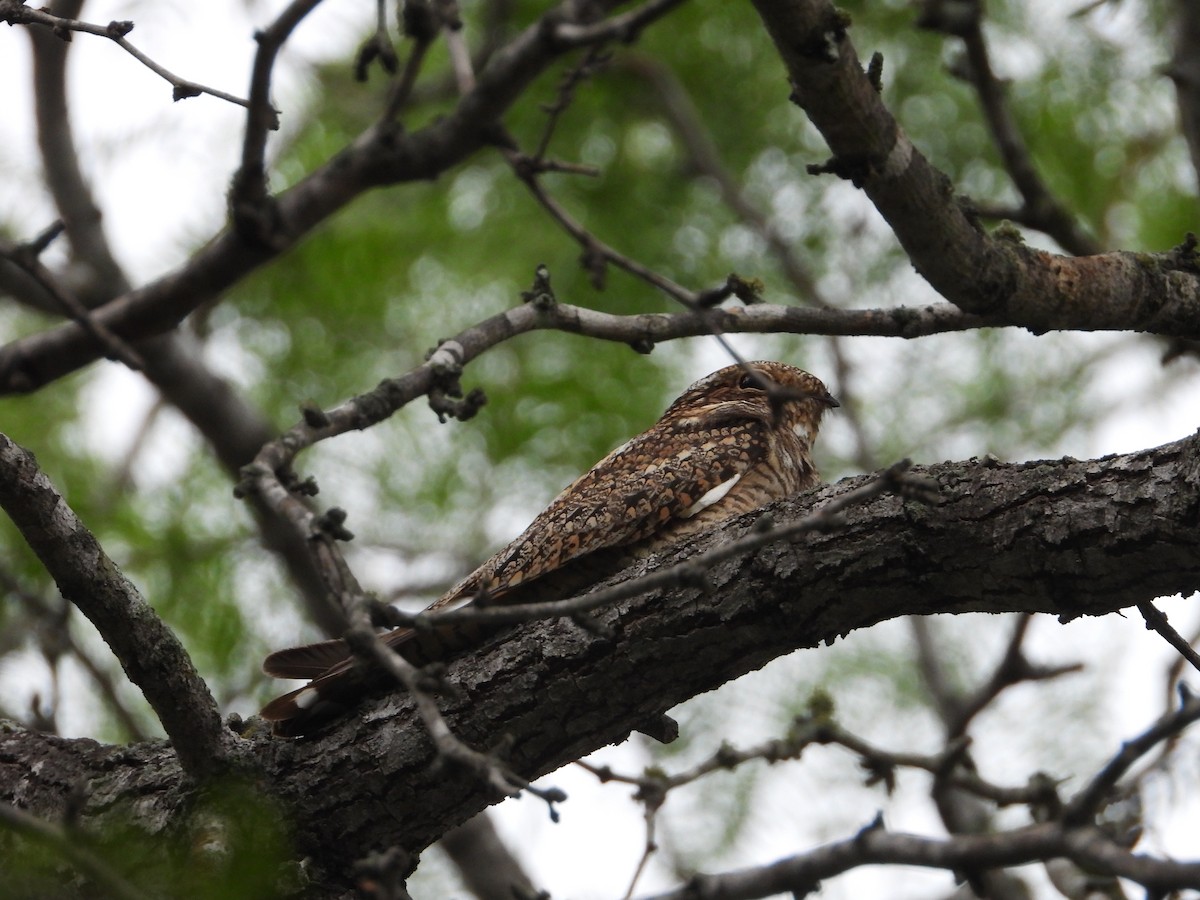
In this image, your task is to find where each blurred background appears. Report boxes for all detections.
[2,0,1199,896]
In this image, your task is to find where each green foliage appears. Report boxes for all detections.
[2,0,1197,891]
[1,777,292,900]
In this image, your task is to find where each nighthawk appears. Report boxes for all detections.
[261,361,838,735]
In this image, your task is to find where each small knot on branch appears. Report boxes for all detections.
[695,273,765,308]
[854,811,886,841]
[867,52,885,92]
[354,34,399,82]
[807,153,875,187]
[1168,231,1200,273]
[300,400,330,428]
[22,221,66,260]
[884,459,942,504]
[402,0,440,42]
[520,264,557,309]
[315,507,355,542]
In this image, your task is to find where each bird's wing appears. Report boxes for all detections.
[259,416,771,732]
[436,413,771,609]
[262,637,358,679]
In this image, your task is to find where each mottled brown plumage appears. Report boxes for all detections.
[261,361,837,735]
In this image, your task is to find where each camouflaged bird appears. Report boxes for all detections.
[261,361,838,736]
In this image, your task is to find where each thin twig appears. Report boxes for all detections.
[340,577,566,815]
[1063,687,1200,825]
[581,713,1058,810]
[552,0,689,46]
[354,0,399,82]
[0,231,144,370]
[918,0,1099,255]
[1138,601,1200,675]
[442,3,476,94]
[947,613,1083,738]
[383,36,434,119]
[0,569,149,741]
[639,820,1200,900]
[506,151,697,300]
[232,0,320,226]
[0,2,250,108]
[237,300,989,483]
[534,46,611,161]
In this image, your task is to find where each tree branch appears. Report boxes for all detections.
[1169,0,1200,194]
[230,0,320,237]
[640,820,1200,900]
[8,0,1200,395]
[1,1,250,109]
[3,435,1198,881]
[0,434,237,778]
[0,0,670,391]
[749,0,1200,334]
[917,0,1099,255]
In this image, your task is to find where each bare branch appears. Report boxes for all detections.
[17,0,347,637]
[0,569,149,742]
[0,231,144,370]
[1169,0,1200,193]
[1138,600,1200,675]
[551,0,690,47]
[4,440,1200,875]
[750,0,1200,333]
[344,594,566,814]
[0,0,694,392]
[917,0,1100,255]
[353,0,399,83]
[639,821,1200,900]
[2,1,250,108]
[238,298,988,487]
[230,0,320,238]
[0,433,236,778]
[947,613,1083,739]
[442,2,476,94]
[1064,687,1200,826]
[439,813,542,900]
[26,0,130,301]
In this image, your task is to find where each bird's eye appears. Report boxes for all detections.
[737,372,762,390]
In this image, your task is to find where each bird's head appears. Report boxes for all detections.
[663,361,839,447]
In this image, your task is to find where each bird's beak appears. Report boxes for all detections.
[819,391,840,409]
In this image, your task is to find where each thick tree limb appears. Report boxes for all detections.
[2,434,1197,886]
[749,0,1200,335]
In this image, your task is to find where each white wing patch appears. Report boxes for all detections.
[679,473,741,518]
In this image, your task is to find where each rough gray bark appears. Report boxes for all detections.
[2,434,1198,888]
